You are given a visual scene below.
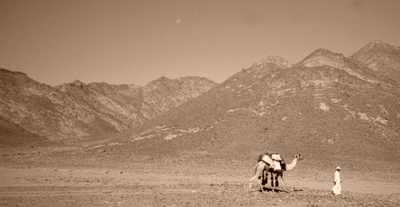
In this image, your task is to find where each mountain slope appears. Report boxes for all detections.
[0,116,48,147]
[142,76,219,116]
[0,68,217,143]
[112,42,400,166]
[349,40,400,87]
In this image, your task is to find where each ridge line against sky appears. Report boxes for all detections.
[1,0,399,86]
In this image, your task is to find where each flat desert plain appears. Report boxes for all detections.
[1,146,400,207]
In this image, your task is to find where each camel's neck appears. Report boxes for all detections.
[285,158,298,171]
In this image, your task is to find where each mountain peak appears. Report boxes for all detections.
[146,76,172,86]
[297,48,346,68]
[56,80,87,92]
[158,76,171,81]
[349,40,400,86]
[350,40,400,61]
[69,80,87,88]
[253,56,292,68]
[310,48,345,57]
[365,40,398,49]
[0,68,27,76]
[71,80,85,85]
[351,41,400,56]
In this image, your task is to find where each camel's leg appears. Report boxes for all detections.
[249,175,264,192]
[270,173,275,192]
[249,163,265,192]
[261,170,268,188]
[259,171,264,192]
[249,164,258,192]
[275,175,280,188]
[249,172,261,192]
[271,172,281,192]
[260,166,271,192]
[248,175,257,192]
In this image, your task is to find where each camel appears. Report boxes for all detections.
[249,153,303,193]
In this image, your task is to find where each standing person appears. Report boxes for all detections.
[332,166,342,195]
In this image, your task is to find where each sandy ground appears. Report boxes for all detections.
[1,165,399,207]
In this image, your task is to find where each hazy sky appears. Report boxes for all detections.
[1,0,400,86]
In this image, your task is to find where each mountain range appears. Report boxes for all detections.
[1,40,400,167]
[104,40,400,166]
[0,69,217,146]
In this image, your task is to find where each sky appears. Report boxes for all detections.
[1,0,400,86]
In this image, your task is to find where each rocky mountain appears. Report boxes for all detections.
[142,76,217,114]
[108,41,400,166]
[349,40,400,87]
[0,69,217,145]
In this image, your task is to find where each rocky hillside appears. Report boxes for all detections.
[107,41,400,167]
[0,69,217,144]
[349,40,400,87]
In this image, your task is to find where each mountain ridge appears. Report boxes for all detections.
[2,40,399,163]
[0,71,217,145]
[349,40,400,87]
[103,40,400,165]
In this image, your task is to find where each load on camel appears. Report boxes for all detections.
[249,152,303,192]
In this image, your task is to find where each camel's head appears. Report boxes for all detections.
[294,154,303,161]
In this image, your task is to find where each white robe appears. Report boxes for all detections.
[332,171,341,195]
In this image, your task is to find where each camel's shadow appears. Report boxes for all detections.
[257,186,303,193]
[259,187,288,193]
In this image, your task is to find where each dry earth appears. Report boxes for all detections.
[1,147,400,207]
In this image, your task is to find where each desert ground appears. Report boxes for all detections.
[1,145,400,207]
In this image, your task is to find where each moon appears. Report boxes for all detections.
[176,19,181,24]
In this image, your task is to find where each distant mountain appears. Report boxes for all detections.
[117,41,400,164]
[142,76,218,115]
[0,69,217,145]
[349,40,400,87]
[296,48,382,84]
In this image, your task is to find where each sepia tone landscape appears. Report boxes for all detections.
[1,40,400,206]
